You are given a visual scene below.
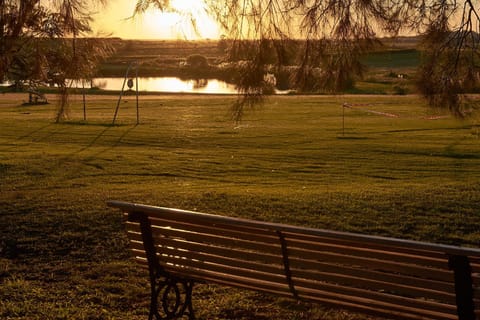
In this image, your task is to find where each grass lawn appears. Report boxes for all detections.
[1,93,479,319]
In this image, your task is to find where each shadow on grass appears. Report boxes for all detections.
[70,124,139,159]
[336,136,370,140]
[61,120,130,127]
[16,123,55,141]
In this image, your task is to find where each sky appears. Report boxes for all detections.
[92,0,221,40]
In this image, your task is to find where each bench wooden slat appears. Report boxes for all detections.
[166,267,293,298]
[293,277,457,315]
[130,257,293,298]
[132,230,454,302]
[129,239,284,276]
[288,247,453,282]
[113,201,480,257]
[470,256,480,264]
[296,288,458,320]
[157,244,285,275]
[290,258,455,294]
[149,217,280,244]
[283,231,451,261]
[128,240,286,278]
[147,211,282,241]
[127,231,284,265]
[288,249,452,282]
[158,236,283,265]
[150,225,280,255]
[285,236,450,269]
[128,221,462,280]
[291,267,456,304]
[129,234,456,303]
[156,251,288,289]
[128,224,282,263]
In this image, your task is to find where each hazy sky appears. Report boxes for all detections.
[92,0,221,40]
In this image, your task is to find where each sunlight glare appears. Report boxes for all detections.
[143,0,220,40]
[170,0,200,13]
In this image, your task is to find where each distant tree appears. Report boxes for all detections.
[217,35,228,53]
[136,0,480,120]
[186,54,209,68]
[0,0,113,122]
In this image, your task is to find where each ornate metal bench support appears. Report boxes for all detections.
[149,276,195,320]
[128,211,195,320]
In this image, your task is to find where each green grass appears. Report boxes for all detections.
[1,94,479,319]
[361,49,421,69]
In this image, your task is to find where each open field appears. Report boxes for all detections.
[1,93,480,319]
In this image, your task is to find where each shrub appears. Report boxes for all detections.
[185,54,209,69]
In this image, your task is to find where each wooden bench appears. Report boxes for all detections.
[107,200,480,320]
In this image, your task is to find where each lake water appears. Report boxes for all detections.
[92,77,238,94]
[2,77,290,94]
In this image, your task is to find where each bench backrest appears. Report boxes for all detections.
[108,201,480,320]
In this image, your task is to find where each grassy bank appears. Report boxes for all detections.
[1,94,479,319]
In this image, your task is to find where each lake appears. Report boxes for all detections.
[2,77,290,94]
[92,77,238,94]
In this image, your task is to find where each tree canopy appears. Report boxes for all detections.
[2,1,479,121]
[137,0,480,119]
[0,0,112,121]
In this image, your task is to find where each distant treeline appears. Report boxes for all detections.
[96,37,422,80]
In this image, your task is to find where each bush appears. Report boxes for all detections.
[185,54,209,69]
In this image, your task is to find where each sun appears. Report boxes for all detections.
[143,0,220,39]
[170,0,197,13]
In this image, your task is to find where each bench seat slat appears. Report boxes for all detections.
[148,217,279,244]
[166,267,293,298]
[127,231,284,265]
[130,257,293,298]
[283,231,451,261]
[291,267,456,304]
[151,226,281,255]
[112,201,480,257]
[129,237,456,304]
[128,241,286,278]
[158,253,284,279]
[293,276,457,315]
[155,234,283,265]
[127,238,282,266]
[157,252,288,288]
[146,211,282,240]
[155,244,285,277]
[296,288,458,320]
[290,258,455,294]
[288,247,453,282]
[129,235,456,304]
[285,236,450,269]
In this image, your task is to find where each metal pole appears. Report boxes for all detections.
[136,62,139,125]
[112,63,132,125]
[82,80,86,121]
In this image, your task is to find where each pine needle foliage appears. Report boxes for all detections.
[137,0,480,120]
[0,0,114,122]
